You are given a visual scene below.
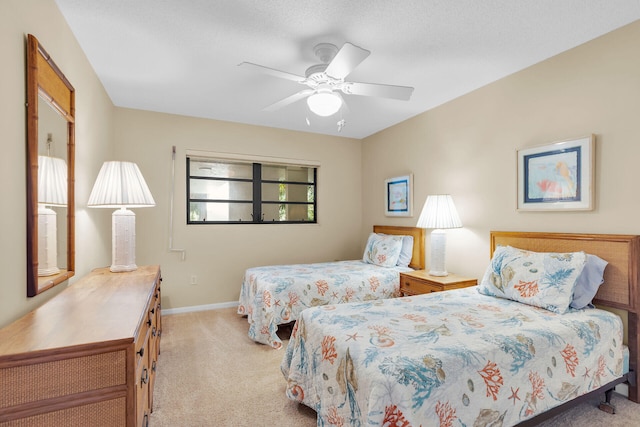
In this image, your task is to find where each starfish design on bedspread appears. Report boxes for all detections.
[509,387,520,404]
[346,332,362,341]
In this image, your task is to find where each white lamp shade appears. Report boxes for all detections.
[416,194,462,230]
[38,155,67,206]
[88,161,155,208]
[307,91,342,117]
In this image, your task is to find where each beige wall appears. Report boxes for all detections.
[362,20,640,281]
[113,108,362,309]
[0,0,115,327]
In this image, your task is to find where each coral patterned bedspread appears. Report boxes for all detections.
[238,260,412,349]
[281,287,624,427]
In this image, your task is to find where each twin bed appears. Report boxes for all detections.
[238,225,425,349]
[280,231,640,426]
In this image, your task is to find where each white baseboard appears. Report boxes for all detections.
[162,301,239,315]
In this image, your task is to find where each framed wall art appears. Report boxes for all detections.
[517,135,594,211]
[385,174,413,217]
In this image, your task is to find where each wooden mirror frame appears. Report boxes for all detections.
[26,34,75,297]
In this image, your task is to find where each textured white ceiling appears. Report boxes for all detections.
[54,0,640,139]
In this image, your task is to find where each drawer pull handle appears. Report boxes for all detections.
[147,319,152,327]
[141,367,149,384]
[143,414,149,427]
[152,326,157,337]
[137,347,145,357]
[150,307,155,314]
[152,360,157,372]
[405,282,410,286]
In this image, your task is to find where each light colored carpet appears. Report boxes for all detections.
[149,307,639,426]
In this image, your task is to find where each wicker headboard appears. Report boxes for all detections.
[491,231,640,402]
[373,225,426,270]
[490,231,640,312]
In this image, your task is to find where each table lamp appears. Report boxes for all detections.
[88,161,155,272]
[416,194,462,276]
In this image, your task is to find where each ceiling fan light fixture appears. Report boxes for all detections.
[307,91,342,117]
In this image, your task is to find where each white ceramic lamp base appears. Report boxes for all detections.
[429,229,448,276]
[111,208,138,273]
[38,205,61,276]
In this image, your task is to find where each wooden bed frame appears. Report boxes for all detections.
[373,225,425,270]
[491,231,640,421]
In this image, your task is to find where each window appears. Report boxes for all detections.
[187,156,317,224]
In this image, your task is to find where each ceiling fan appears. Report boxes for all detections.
[238,42,414,118]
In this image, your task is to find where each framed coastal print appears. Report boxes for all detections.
[517,135,594,211]
[385,174,413,217]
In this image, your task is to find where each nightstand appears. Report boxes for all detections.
[399,271,477,296]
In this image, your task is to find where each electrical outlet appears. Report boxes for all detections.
[190,275,197,285]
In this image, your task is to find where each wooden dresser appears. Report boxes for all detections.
[0,265,161,426]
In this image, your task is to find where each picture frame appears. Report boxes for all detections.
[385,174,413,217]
[517,135,594,211]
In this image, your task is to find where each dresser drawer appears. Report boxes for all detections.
[135,315,150,365]
[0,396,127,427]
[0,350,126,410]
[135,327,151,427]
[148,285,161,413]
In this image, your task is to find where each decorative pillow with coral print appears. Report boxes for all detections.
[477,245,587,314]
[362,233,404,267]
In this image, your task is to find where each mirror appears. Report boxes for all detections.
[26,34,75,297]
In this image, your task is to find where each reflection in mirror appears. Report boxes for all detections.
[37,101,68,276]
[26,34,75,296]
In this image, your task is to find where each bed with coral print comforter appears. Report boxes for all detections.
[238,260,412,349]
[281,287,624,427]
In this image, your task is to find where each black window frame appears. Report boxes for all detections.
[186,157,317,224]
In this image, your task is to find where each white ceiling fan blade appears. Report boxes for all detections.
[238,62,306,83]
[342,82,414,101]
[263,89,314,112]
[324,43,370,80]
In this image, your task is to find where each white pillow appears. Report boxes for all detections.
[396,235,414,267]
[362,233,404,267]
